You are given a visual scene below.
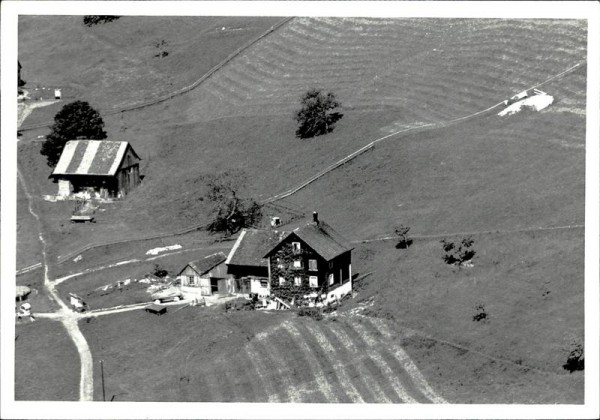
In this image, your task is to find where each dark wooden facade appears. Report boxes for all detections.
[266,232,352,301]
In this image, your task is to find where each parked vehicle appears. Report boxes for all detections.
[153,293,183,304]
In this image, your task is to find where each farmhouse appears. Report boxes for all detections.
[50,140,141,199]
[225,213,353,305]
[177,252,228,296]
[225,229,286,297]
[264,213,353,305]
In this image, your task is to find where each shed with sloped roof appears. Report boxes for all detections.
[177,252,228,296]
[50,140,141,198]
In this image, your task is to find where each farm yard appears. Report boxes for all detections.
[12,10,590,409]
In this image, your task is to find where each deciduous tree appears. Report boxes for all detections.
[204,171,262,236]
[40,101,107,167]
[295,89,343,139]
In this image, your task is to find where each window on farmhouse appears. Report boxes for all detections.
[260,279,268,288]
[294,276,302,286]
[279,276,286,286]
[329,273,334,286]
[293,260,302,269]
[292,242,301,253]
[309,276,318,288]
[308,259,317,271]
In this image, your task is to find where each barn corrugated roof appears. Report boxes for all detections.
[186,252,227,276]
[52,140,139,176]
[264,220,352,261]
[225,229,286,267]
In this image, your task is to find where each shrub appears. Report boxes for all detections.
[297,307,323,321]
[295,89,343,139]
[563,343,584,373]
[394,224,412,249]
[472,303,488,322]
[83,16,121,26]
[152,264,168,278]
[441,237,476,266]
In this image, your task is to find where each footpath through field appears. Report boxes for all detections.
[18,169,94,401]
[263,60,586,203]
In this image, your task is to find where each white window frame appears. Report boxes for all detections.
[294,276,302,286]
[308,259,318,271]
[293,260,302,269]
[309,276,318,288]
[292,242,301,253]
[328,273,334,286]
[279,276,286,286]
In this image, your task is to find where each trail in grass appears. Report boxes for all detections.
[263,60,585,203]
[353,223,585,244]
[18,17,294,132]
[17,169,94,401]
[52,243,230,285]
[15,61,585,276]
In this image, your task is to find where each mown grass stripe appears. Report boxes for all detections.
[326,322,393,403]
[252,329,310,402]
[270,323,329,403]
[286,321,353,403]
[361,320,448,402]
[235,350,269,402]
[314,321,379,403]
[298,321,365,403]
[220,354,257,403]
[281,321,341,403]
[244,339,281,403]
[341,321,419,403]
[355,319,438,404]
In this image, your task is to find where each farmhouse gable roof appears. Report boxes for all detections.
[264,219,352,261]
[52,140,140,177]
[183,252,227,276]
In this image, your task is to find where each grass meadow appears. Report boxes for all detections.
[16,16,586,403]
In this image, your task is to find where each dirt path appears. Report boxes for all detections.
[53,243,230,285]
[18,168,94,401]
[18,17,294,132]
[17,97,59,129]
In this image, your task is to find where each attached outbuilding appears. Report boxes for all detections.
[50,140,141,199]
[225,228,286,297]
[177,252,228,296]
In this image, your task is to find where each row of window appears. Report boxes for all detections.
[278,274,336,287]
[279,275,319,287]
[278,258,319,271]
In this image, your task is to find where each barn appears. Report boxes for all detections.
[50,140,141,199]
[225,228,286,297]
[177,252,228,296]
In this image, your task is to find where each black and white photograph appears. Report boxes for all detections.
[1,1,599,419]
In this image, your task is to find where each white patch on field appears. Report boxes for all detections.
[146,244,182,255]
[73,255,82,262]
[498,93,554,116]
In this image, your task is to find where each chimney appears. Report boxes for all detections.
[312,211,319,224]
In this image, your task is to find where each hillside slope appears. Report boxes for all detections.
[105,18,586,237]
